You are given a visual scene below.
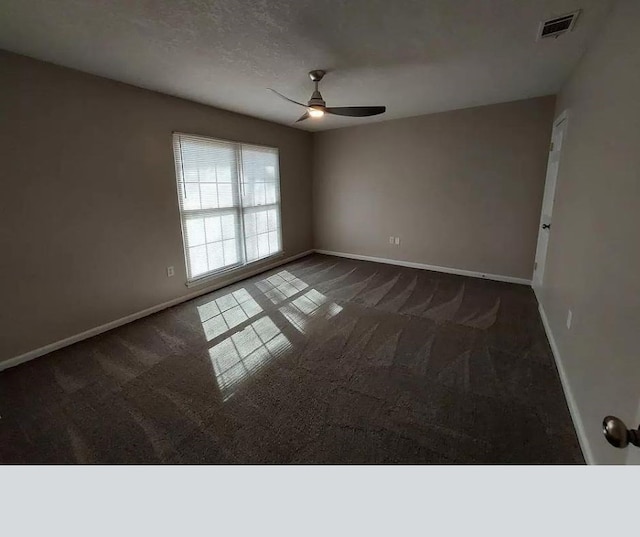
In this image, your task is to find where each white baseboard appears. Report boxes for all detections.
[314,249,531,285]
[0,249,314,372]
[534,290,594,465]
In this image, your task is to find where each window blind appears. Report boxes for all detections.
[173,133,282,283]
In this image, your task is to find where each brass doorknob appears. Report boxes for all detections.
[602,416,640,449]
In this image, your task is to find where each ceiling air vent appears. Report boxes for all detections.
[538,10,580,39]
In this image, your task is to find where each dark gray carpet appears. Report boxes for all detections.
[0,254,583,464]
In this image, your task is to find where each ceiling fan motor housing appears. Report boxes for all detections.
[308,89,326,108]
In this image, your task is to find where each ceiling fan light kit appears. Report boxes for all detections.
[269,70,386,124]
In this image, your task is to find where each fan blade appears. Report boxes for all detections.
[268,88,307,108]
[295,111,310,123]
[325,106,386,117]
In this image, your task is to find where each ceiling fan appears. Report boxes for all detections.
[269,70,386,123]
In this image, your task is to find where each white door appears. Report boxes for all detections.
[532,111,568,290]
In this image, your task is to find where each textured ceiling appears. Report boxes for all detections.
[0,0,614,131]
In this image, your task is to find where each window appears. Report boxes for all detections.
[173,133,282,283]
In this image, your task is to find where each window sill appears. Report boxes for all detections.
[184,251,285,289]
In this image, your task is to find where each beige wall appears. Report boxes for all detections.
[539,0,640,465]
[312,96,556,280]
[0,51,313,364]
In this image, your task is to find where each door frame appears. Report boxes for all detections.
[532,109,569,291]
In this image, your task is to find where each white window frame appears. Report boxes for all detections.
[172,132,284,287]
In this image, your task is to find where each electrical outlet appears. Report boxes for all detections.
[167,266,175,278]
[389,236,395,244]
[566,309,572,329]
[394,237,400,245]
